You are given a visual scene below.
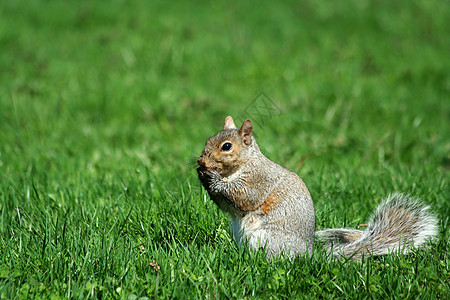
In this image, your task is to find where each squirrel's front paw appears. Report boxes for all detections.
[197,167,206,177]
[197,167,209,187]
[204,170,222,181]
[198,169,224,190]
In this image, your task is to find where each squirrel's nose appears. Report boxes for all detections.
[197,157,209,168]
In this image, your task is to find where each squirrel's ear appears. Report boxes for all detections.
[239,119,253,146]
[224,116,237,130]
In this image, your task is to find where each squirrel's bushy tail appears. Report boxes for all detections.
[315,193,438,260]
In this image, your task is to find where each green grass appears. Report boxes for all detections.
[0,0,449,298]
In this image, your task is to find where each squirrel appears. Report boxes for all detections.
[197,116,439,260]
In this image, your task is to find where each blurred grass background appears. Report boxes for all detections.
[0,0,449,298]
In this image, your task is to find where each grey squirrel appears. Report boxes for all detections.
[197,116,438,259]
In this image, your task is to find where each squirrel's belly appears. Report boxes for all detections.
[230,213,266,248]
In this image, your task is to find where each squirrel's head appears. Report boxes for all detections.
[197,116,257,177]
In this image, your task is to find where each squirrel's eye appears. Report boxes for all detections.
[221,142,232,151]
